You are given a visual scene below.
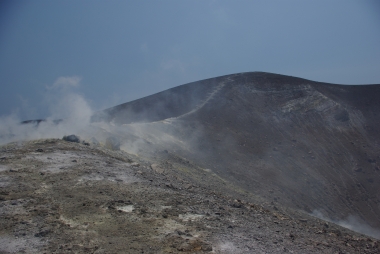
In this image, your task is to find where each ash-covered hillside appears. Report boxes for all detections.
[92,72,380,234]
[1,72,380,253]
[1,139,379,253]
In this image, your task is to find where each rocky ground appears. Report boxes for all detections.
[94,72,380,231]
[0,138,379,253]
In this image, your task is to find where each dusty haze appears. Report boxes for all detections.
[1,72,380,246]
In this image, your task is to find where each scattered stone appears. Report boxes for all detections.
[34,230,51,237]
[36,149,44,152]
[165,183,174,188]
[82,141,90,146]
[151,164,165,174]
[184,183,193,189]
[1,137,379,253]
[177,239,213,252]
[231,202,242,208]
[63,135,80,143]
[117,205,134,213]
[174,230,192,237]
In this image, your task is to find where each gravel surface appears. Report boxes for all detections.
[0,139,379,253]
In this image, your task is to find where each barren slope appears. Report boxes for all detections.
[0,139,379,253]
[93,72,380,231]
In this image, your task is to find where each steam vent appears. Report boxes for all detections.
[1,72,380,253]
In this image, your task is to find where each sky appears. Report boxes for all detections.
[0,0,379,120]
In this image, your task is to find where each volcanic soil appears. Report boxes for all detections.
[93,72,380,231]
[0,139,379,253]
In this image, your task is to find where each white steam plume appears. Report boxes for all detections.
[0,93,93,145]
[0,76,93,145]
[312,209,380,239]
[48,76,82,90]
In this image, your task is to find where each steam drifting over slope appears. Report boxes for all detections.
[1,72,380,239]
[93,72,380,237]
[0,93,93,145]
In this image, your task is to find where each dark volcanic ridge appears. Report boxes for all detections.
[92,72,380,236]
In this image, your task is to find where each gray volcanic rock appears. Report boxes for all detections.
[62,135,80,143]
[0,139,379,253]
[93,72,380,233]
[2,72,380,253]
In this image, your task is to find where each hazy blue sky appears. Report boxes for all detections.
[1,0,379,119]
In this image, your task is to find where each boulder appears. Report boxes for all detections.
[62,135,80,143]
[151,164,165,174]
[81,140,90,146]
